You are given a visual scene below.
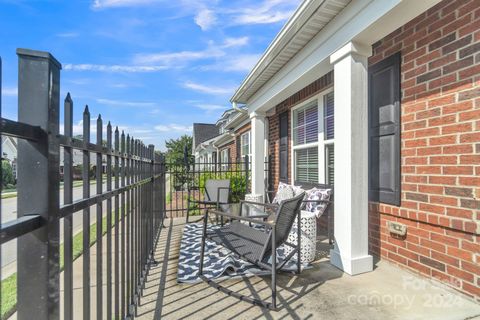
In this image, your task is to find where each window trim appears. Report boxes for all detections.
[290,88,334,184]
[240,131,251,159]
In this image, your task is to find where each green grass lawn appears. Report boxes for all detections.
[1,210,120,319]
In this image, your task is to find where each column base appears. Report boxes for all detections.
[330,248,373,275]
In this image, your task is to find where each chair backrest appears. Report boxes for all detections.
[204,179,230,203]
[261,192,305,259]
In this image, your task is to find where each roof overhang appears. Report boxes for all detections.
[231,0,351,104]
[213,132,235,148]
[231,0,442,112]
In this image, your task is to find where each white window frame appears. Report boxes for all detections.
[221,148,229,169]
[291,88,334,184]
[240,131,251,160]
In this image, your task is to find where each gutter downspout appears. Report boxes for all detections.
[232,101,248,114]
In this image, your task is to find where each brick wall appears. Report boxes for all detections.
[219,141,235,163]
[368,0,480,300]
[268,72,334,190]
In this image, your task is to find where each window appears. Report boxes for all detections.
[324,92,334,140]
[293,102,318,146]
[240,131,251,159]
[221,148,229,169]
[292,91,334,185]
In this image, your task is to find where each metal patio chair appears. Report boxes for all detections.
[186,179,231,223]
[198,192,305,310]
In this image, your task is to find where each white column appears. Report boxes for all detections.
[329,42,373,275]
[249,111,266,201]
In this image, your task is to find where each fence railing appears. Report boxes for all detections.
[164,155,270,218]
[0,49,165,320]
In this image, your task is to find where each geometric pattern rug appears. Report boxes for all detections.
[177,223,304,283]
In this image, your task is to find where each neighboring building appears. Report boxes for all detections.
[229,0,480,301]
[2,136,18,178]
[214,108,251,167]
[192,123,219,166]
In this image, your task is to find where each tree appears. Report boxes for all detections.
[164,135,193,190]
[165,135,192,164]
[2,160,15,187]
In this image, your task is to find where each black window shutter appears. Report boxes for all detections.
[279,112,289,183]
[368,52,401,206]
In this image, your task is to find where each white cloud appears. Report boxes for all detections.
[96,98,157,108]
[154,124,192,133]
[64,63,170,73]
[200,53,261,72]
[133,49,223,65]
[2,87,18,97]
[182,81,235,95]
[133,37,248,65]
[194,9,217,31]
[229,0,299,26]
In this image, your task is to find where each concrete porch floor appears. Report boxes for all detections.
[136,218,480,320]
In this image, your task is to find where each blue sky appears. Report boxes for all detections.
[0,0,300,150]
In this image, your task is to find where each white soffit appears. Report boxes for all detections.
[231,0,351,104]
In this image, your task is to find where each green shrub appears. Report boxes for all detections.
[197,171,248,203]
[1,160,15,187]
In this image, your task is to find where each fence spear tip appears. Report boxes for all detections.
[97,114,102,121]
[107,121,111,127]
[65,92,72,101]
[83,105,89,114]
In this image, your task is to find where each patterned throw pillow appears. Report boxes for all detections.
[304,188,332,218]
[272,182,295,204]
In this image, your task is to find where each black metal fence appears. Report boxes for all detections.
[164,155,271,218]
[0,49,165,319]
[164,156,249,217]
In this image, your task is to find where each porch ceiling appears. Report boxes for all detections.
[231,0,351,104]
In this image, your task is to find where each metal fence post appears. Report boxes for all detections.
[17,49,61,320]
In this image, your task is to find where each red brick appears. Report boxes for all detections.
[421,238,446,253]
[447,265,474,282]
[431,251,460,267]
[442,101,472,114]
[447,207,473,219]
[417,166,441,174]
[428,135,456,145]
[443,144,473,154]
[429,155,457,165]
[460,154,480,164]
[463,282,480,297]
[443,56,474,74]
[442,123,472,134]
[460,132,480,143]
[428,32,456,51]
[419,203,445,214]
[430,195,458,206]
[443,166,473,175]
[427,94,455,107]
[447,246,473,262]
[459,109,480,121]
[429,175,456,185]
[459,176,480,186]
[429,73,457,90]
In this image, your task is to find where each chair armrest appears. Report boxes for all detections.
[207,209,275,227]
